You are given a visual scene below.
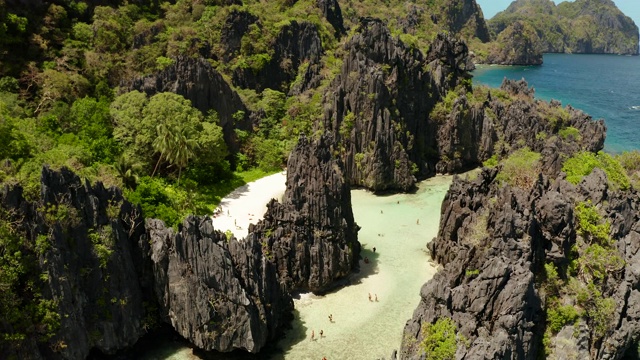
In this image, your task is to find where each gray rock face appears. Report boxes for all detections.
[0,167,151,360]
[434,78,606,175]
[146,216,292,353]
[317,0,346,37]
[127,56,252,154]
[220,9,259,62]
[322,18,470,192]
[247,133,361,293]
[321,19,604,192]
[232,20,324,94]
[401,162,640,358]
[143,132,358,352]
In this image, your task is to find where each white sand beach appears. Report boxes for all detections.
[210,172,287,239]
[143,174,453,360]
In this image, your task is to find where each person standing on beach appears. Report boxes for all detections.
[311,330,315,340]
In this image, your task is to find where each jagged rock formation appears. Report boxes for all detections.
[128,56,252,153]
[0,167,151,359]
[220,9,259,62]
[437,0,491,43]
[317,0,346,37]
[393,0,490,44]
[433,78,605,175]
[322,18,473,192]
[146,216,293,353]
[401,154,640,357]
[247,133,361,293]
[488,0,639,59]
[485,20,543,65]
[232,20,324,94]
[322,19,603,192]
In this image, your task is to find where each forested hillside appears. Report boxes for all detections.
[3,0,640,359]
[0,0,493,225]
[488,0,639,57]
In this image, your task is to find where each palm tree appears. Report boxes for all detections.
[151,123,171,177]
[114,155,138,189]
[152,123,198,185]
[168,127,198,186]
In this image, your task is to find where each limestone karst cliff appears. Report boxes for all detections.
[0,167,151,359]
[0,130,359,357]
[399,116,640,358]
[488,0,639,61]
[247,133,360,293]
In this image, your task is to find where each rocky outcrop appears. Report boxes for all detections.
[247,133,360,293]
[401,160,640,358]
[488,0,639,58]
[321,18,603,192]
[397,0,490,44]
[401,167,545,359]
[146,216,292,353]
[322,18,472,192]
[441,0,491,43]
[317,0,346,37]
[220,9,259,62]
[485,21,543,65]
[128,56,252,153]
[433,78,605,175]
[232,20,324,94]
[142,132,358,352]
[0,167,151,359]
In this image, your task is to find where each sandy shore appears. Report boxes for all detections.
[210,172,287,239]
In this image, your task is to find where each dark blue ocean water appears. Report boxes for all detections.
[472,53,640,153]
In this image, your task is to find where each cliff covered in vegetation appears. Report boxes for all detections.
[0,132,358,358]
[1,0,639,358]
[487,0,639,61]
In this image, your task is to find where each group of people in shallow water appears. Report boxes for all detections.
[310,314,334,342]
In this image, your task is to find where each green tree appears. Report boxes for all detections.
[69,96,120,163]
[420,317,460,360]
[111,90,152,168]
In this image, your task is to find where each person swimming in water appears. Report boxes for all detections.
[311,329,315,340]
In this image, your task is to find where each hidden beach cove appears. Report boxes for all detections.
[3,0,640,359]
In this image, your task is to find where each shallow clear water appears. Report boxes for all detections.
[473,53,640,153]
[141,175,454,360]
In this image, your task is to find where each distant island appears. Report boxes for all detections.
[478,0,639,65]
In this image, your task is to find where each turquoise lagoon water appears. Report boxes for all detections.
[142,53,640,359]
[473,53,640,153]
[142,176,454,360]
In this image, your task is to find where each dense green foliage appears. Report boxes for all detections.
[562,151,630,190]
[542,200,622,353]
[488,0,639,56]
[0,210,60,349]
[420,317,460,360]
[494,147,541,189]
